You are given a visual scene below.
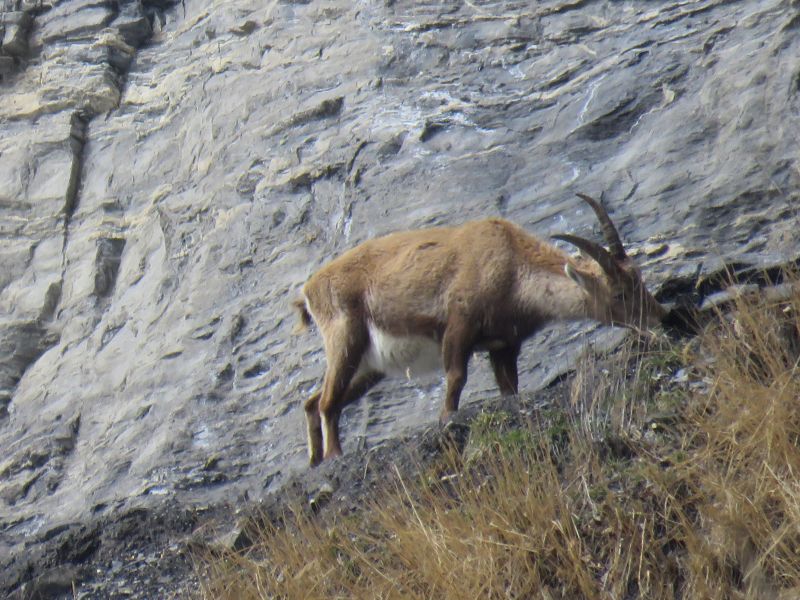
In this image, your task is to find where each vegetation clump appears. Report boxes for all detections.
[199,283,800,600]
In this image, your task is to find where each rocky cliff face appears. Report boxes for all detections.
[1,0,799,594]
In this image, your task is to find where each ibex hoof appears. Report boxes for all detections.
[439,411,456,427]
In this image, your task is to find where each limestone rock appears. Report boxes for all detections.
[1,11,32,57]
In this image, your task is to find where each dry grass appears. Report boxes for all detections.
[198,283,800,600]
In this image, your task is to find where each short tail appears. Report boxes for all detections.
[292,297,313,334]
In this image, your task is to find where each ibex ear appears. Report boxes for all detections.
[565,263,591,292]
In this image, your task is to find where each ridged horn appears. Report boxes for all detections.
[575,193,626,260]
[552,234,622,278]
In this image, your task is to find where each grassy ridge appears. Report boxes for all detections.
[199,284,800,599]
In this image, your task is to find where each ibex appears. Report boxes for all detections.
[295,193,667,466]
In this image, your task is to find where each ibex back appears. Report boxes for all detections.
[295,193,667,466]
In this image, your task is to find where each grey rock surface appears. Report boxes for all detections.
[1,0,799,594]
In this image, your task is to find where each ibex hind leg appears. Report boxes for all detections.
[318,321,370,461]
[306,371,385,467]
[304,391,323,467]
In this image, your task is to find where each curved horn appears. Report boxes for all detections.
[552,234,622,278]
[575,193,626,260]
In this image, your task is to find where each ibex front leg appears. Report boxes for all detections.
[489,343,520,396]
[439,317,475,425]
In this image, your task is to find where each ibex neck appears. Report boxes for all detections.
[515,269,601,324]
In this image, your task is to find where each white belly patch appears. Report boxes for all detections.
[362,323,442,378]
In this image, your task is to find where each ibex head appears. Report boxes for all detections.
[554,193,667,332]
